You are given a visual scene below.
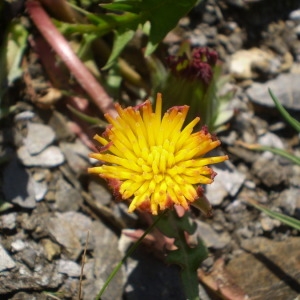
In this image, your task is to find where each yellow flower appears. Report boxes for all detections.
[88,94,228,215]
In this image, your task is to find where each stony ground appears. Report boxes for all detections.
[1,0,300,299]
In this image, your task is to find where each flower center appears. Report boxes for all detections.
[137,140,176,181]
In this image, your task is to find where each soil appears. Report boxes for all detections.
[1,1,300,300]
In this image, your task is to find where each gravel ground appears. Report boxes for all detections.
[1,1,300,299]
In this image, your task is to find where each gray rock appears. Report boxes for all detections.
[88,179,112,206]
[33,180,48,202]
[225,0,248,8]
[205,162,246,205]
[189,28,208,47]
[47,213,82,260]
[247,73,300,110]
[275,187,300,216]
[260,216,280,232]
[48,110,75,141]
[41,238,61,261]
[24,123,56,155]
[257,132,284,149]
[289,9,300,21]
[0,212,17,230]
[63,211,93,246]
[0,259,62,294]
[228,237,300,299]
[0,243,16,271]
[252,156,290,187]
[14,111,35,121]
[11,240,26,252]
[60,139,91,174]
[228,48,280,80]
[82,220,124,300]
[17,145,65,168]
[21,248,37,269]
[57,259,81,277]
[10,291,46,300]
[55,178,83,212]
[2,157,36,208]
[194,220,230,249]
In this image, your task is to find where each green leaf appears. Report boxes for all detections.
[101,1,142,13]
[103,29,135,69]
[268,88,300,132]
[5,22,28,85]
[250,145,300,166]
[155,210,208,300]
[0,200,13,212]
[0,21,28,118]
[144,0,199,55]
[67,104,107,126]
[103,0,199,55]
[246,199,300,231]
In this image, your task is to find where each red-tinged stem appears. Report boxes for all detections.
[26,0,117,117]
[68,120,97,151]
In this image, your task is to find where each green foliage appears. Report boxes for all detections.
[268,88,300,132]
[247,199,300,231]
[0,199,13,213]
[246,89,300,230]
[68,0,199,67]
[155,210,208,300]
[104,29,135,69]
[0,21,28,118]
[249,89,300,165]
[102,0,198,55]
[1,22,28,86]
[250,145,300,166]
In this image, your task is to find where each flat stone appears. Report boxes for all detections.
[11,240,26,252]
[82,220,124,300]
[41,239,61,261]
[194,220,230,249]
[21,248,37,270]
[252,156,290,187]
[57,259,81,277]
[0,260,62,294]
[0,243,16,271]
[10,291,47,300]
[33,180,48,202]
[55,178,83,212]
[247,73,300,110]
[275,187,300,216]
[228,48,280,80]
[17,145,65,168]
[289,9,300,21]
[88,179,112,206]
[206,162,245,205]
[47,213,82,260]
[260,216,280,232]
[24,123,56,155]
[62,211,93,245]
[0,212,17,230]
[227,237,300,300]
[2,157,36,208]
[14,111,35,121]
[59,139,91,174]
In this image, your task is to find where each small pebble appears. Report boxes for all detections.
[58,260,81,277]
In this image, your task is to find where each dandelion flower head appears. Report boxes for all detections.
[88,94,228,215]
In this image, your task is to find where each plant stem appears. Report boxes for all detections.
[95,211,167,300]
[26,0,117,117]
